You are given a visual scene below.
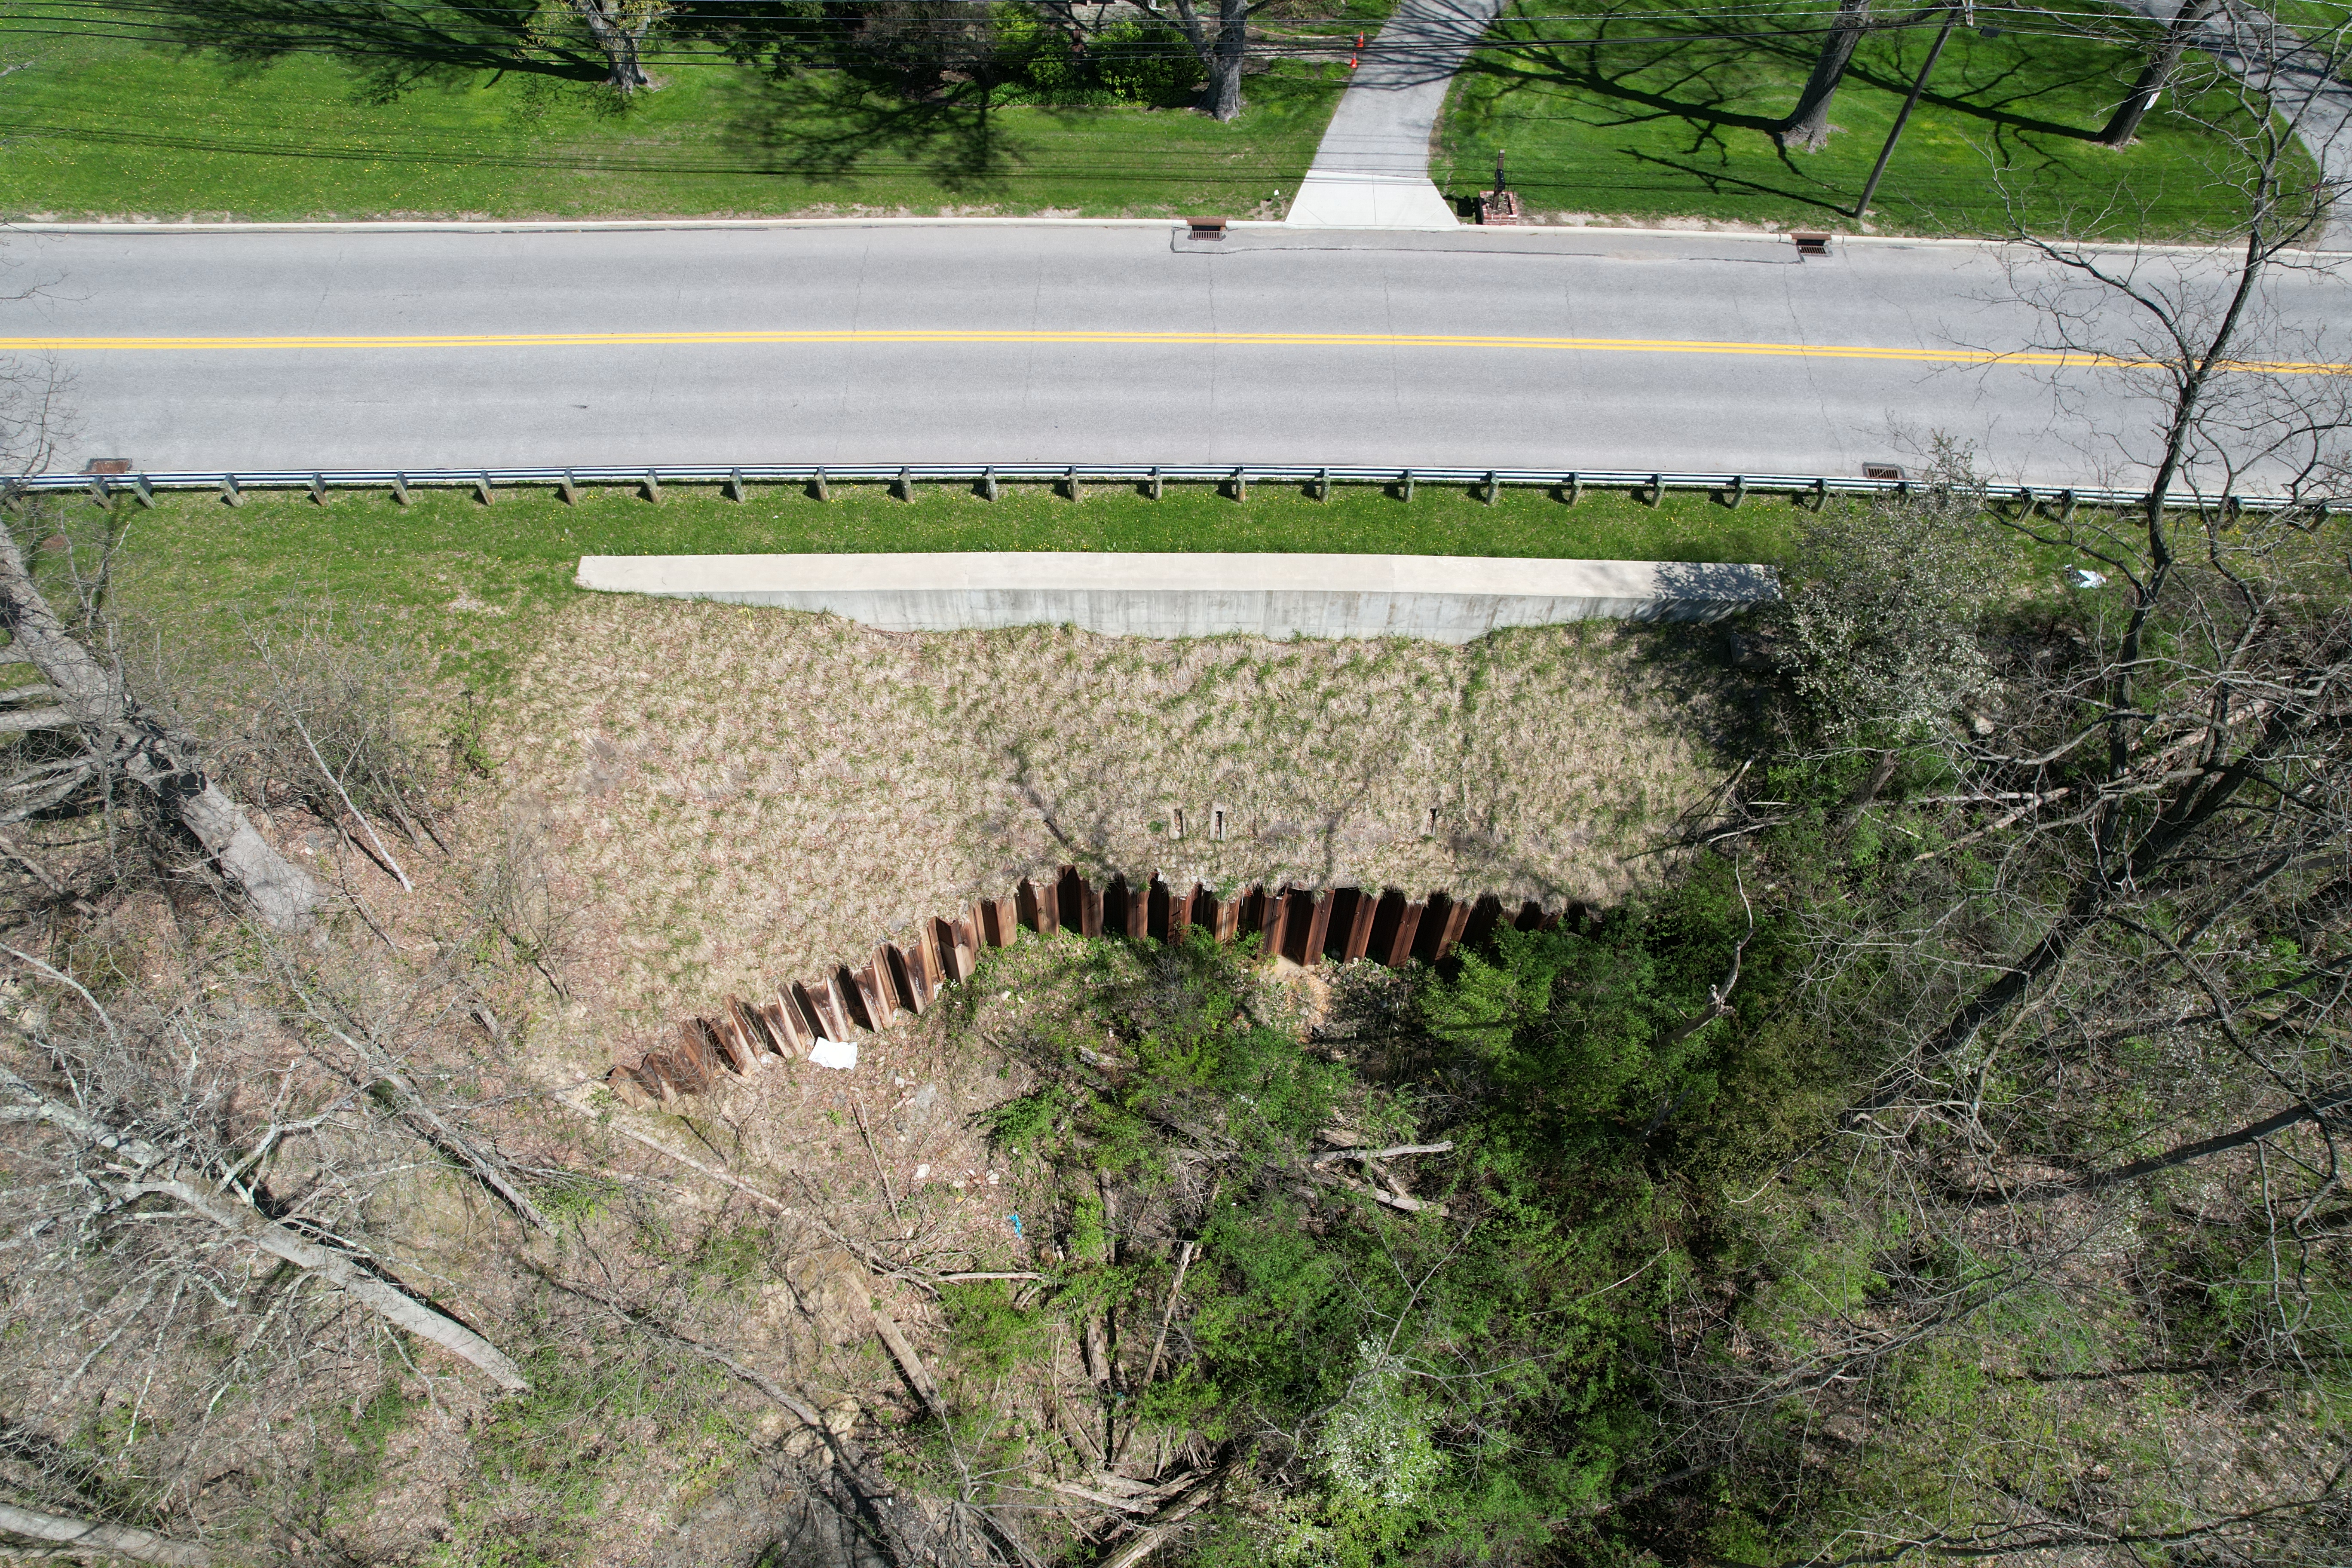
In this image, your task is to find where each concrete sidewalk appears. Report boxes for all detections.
[1285,0,1503,228]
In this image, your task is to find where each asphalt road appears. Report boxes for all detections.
[6,221,2343,484]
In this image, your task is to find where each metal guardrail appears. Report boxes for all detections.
[9,462,2326,515]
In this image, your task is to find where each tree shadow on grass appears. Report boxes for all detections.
[1446,55,1855,213]
[712,63,1333,197]
[716,71,1030,193]
[1445,15,2154,222]
[1608,616,1779,801]
[1454,10,2122,156]
[1607,149,1854,217]
[1464,53,1785,138]
[136,0,608,98]
[1836,43,2113,141]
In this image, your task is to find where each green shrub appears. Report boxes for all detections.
[1090,18,1204,105]
[936,922,1807,1564]
[993,5,1201,106]
[940,1280,1049,1377]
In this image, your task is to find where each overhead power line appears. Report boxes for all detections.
[0,0,2272,72]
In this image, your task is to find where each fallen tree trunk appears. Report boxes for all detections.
[0,1065,527,1392]
[870,1306,949,1423]
[0,1501,212,1566]
[1094,1459,1233,1568]
[0,521,319,931]
[119,1176,530,1393]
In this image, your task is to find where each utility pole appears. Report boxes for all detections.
[1856,4,1960,219]
[2100,0,2220,146]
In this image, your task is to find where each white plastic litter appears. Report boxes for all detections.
[809,1037,859,1070]
[2067,567,2108,589]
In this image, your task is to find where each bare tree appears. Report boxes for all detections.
[1776,0,1877,151]
[564,0,671,93]
[1899,1,2352,1087]
[1640,30,2352,1550]
[1654,474,2351,1550]
[1129,0,1275,121]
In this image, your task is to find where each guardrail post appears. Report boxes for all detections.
[31,461,2164,523]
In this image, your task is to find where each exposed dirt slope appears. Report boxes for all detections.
[485,597,1741,1069]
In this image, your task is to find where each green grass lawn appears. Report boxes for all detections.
[1433,0,2317,238]
[2278,0,2352,36]
[0,4,1355,219]
[101,476,1820,691]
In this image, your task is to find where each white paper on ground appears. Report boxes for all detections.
[810,1037,859,1070]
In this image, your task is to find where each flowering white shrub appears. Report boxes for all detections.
[1311,1338,1442,1510]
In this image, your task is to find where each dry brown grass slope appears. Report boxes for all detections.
[485,596,1743,1070]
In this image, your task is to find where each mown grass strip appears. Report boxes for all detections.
[103,475,2080,694]
[0,13,1349,221]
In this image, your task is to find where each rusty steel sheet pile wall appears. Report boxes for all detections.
[606,868,1571,1106]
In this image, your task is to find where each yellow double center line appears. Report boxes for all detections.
[0,328,2342,374]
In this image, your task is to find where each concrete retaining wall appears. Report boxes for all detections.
[573,552,1778,642]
